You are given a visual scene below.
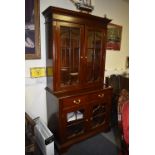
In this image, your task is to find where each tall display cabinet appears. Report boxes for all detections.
[43,6,112,153]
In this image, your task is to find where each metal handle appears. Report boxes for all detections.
[98,93,104,98]
[73,99,81,105]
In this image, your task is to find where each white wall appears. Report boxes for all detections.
[25,0,129,123]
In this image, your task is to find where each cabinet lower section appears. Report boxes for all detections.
[46,87,112,153]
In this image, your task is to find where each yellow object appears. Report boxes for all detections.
[30,67,46,78]
[46,67,53,76]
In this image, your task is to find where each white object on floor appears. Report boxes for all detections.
[34,118,54,155]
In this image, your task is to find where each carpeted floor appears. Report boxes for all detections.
[63,134,119,155]
[54,128,121,155]
[34,128,121,155]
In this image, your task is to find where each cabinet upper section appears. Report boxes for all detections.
[43,6,111,95]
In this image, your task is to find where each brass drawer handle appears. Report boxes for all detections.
[98,93,104,98]
[73,99,81,105]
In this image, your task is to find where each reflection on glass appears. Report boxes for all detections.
[66,109,85,138]
[66,122,84,138]
[91,103,106,128]
[67,110,84,122]
[86,30,103,82]
[60,26,80,86]
[87,30,94,48]
[95,31,102,48]
[92,104,105,116]
[92,116,105,127]
[86,49,93,81]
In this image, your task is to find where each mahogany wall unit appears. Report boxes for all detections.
[43,6,112,153]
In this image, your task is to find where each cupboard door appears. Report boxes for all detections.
[90,101,107,129]
[56,22,84,90]
[62,106,88,140]
[85,28,105,84]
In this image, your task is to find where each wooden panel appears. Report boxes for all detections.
[87,90,108,102]
[62,95,86,109]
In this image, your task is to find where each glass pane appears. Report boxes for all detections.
[60,27,70,47]
[60,26,80,86]
[71,28,80,73]
[91,103,106,128]
[95,31,102,49]
[94,31,102,81]
[66,122,84,139]
[86,49,94,82]
[86,30,94,82]
[87,30,94,48]
[93,50,100,80]
[70,28,80,85]
[92,115,105,128]
[67,110,84,122]
[86,30,103,82]
[66,109,85,139]
[60,26,70,86]
[92,104,106,116]
[61,48,69,67]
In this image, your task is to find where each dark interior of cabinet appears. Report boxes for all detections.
[60,26,80,86]
[65,109,85,139]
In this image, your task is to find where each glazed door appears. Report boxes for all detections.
[84,28,105,84]
[56,22,84,91]
[90,100,107,129]
[62,106,88,141]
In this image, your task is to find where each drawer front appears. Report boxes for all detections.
[62,95,86,109]
[87,90,109,102]
[61,89,112,109]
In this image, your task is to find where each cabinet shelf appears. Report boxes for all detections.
[67,119,84,127]
[60,67,69,71]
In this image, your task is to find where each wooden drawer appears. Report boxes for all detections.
[61,89,112,109]
[87,90,108,102]
[62,95,86,109]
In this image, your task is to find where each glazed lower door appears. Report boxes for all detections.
[62,106,88,140]
[90,101,107,129]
